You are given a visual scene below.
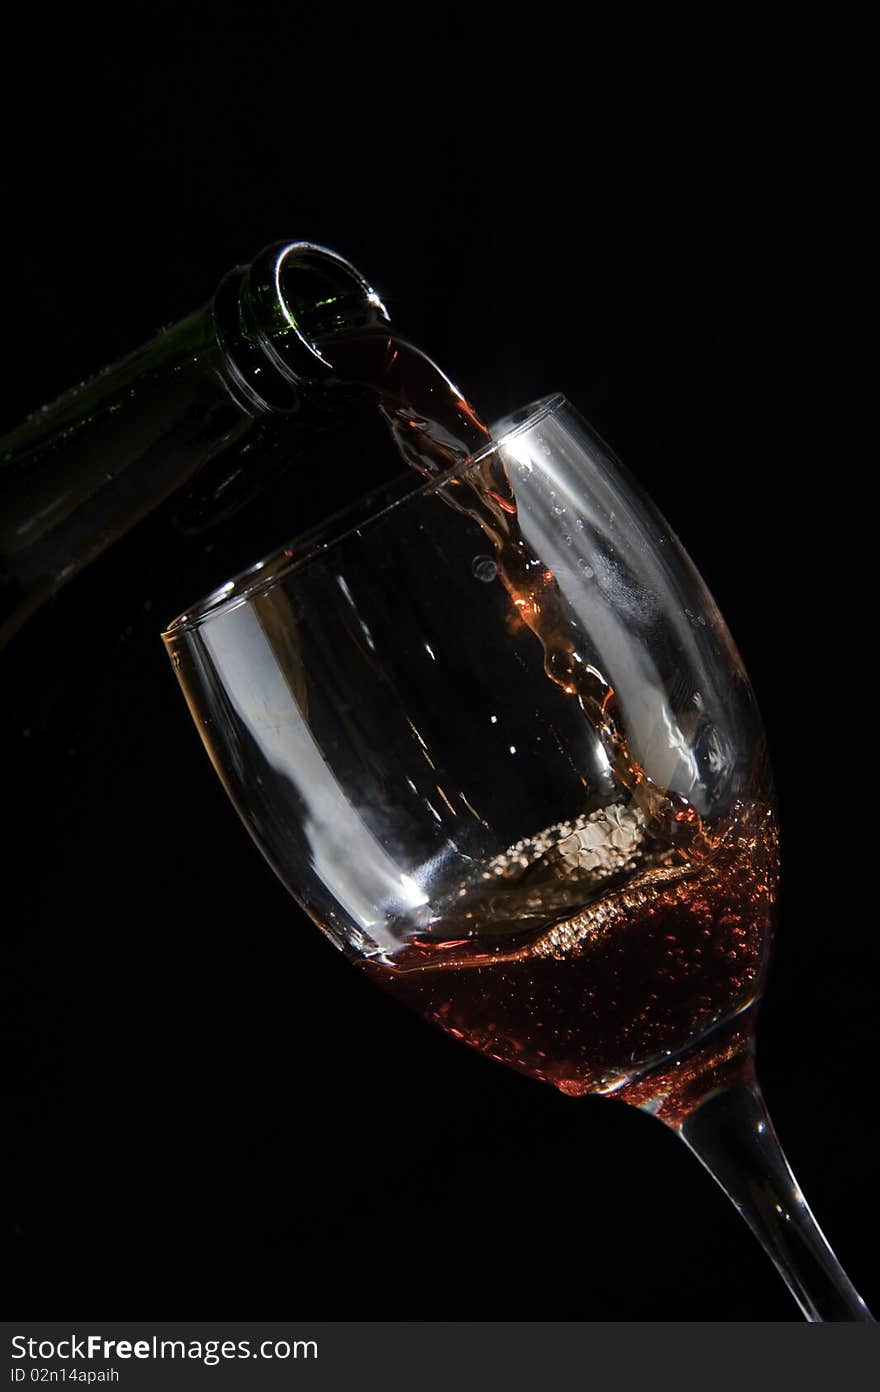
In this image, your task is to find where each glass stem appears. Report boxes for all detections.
[675,1080,873,1321]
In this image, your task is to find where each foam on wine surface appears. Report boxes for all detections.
[364,792,776,1105]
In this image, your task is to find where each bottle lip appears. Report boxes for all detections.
[214,240,390,414]
[162,393,566,640]
[257,241,389,374]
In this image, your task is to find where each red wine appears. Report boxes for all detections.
[318,325,779,1111]
[364,791,777,1113]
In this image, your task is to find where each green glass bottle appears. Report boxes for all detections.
[0,241,388,647]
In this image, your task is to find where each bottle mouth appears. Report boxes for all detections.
[214,240,390,413]
[269,242,390,366]
[245,240,390,379]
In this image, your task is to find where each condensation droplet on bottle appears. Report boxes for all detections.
[472,555,497,583]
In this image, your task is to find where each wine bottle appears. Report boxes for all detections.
[0,241,388,646]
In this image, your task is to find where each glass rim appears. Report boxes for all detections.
[162,391,566,639]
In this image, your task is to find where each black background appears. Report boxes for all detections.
[3,8,877,1320]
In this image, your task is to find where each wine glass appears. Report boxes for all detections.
[163,394,872,1321]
